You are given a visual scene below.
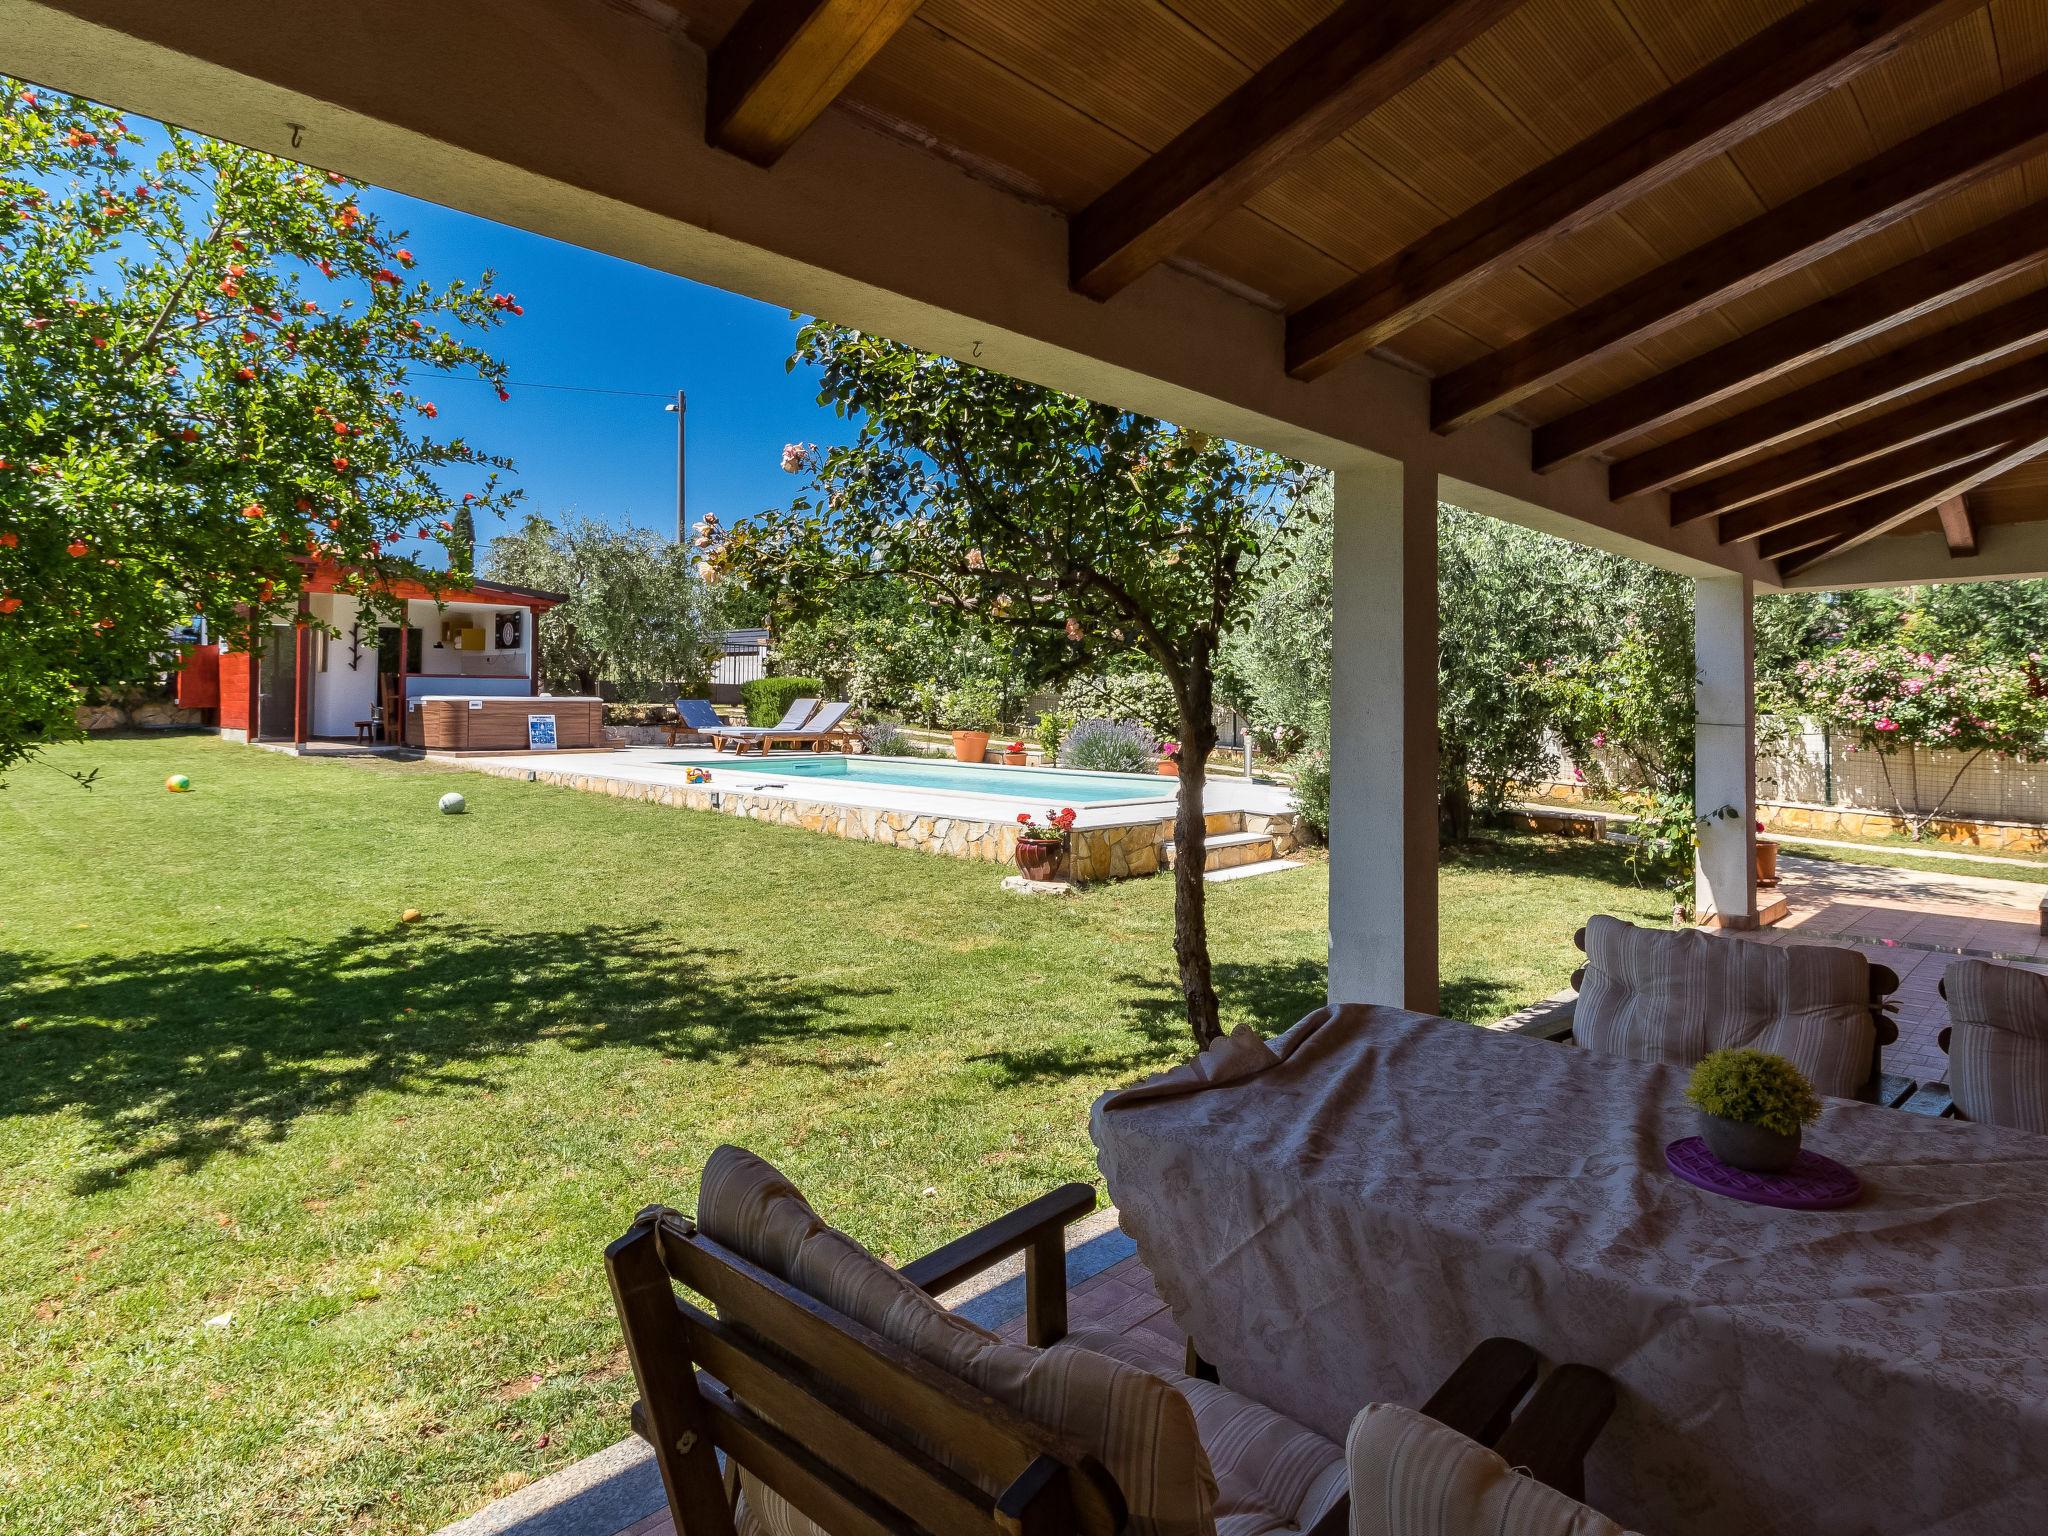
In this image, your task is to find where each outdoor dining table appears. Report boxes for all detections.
[1090,1004,2048,1536]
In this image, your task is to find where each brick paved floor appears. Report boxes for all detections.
[1740,854,2046,1085]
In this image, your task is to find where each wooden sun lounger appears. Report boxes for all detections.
[707,699,817,756]
[753,701,856,754]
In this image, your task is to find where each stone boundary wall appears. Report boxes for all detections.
[78,700,207,732]
[465,761,1300,880]
[1755,800,2048,855]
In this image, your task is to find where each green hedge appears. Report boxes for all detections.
[740,676,825,726]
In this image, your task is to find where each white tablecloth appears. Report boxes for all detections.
[1091,1005,2048,1535]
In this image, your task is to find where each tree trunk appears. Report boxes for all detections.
[1439,776,1473,843]
[1171,667,1222,1050]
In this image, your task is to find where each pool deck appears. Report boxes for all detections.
[434,746,1296,828]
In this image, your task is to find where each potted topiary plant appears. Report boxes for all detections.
[942,682,1002,764]
[1014,806,1077,881]
[1003,738,1030,766]
[1684,1048,1822,1173]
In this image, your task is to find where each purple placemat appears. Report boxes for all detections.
[1665,1136,1863,1210]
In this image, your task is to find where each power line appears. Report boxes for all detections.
[413,369,675,400]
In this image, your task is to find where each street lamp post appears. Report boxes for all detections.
[664,389,687,541]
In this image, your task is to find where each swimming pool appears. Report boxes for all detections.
[669,754,1175,806]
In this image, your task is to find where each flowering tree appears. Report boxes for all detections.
[713,322,1303,1048]
[1794,644,2048,837]
[0,81,520,775]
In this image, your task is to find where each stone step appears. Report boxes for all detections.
[1203,809,1244,836]
[1203,857,1308,883]
[1164,830,1275,872]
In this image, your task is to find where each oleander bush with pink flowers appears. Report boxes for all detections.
[1793,644,2048,835]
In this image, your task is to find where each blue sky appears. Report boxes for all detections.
[354,185,854,546]
[42,90,857,548]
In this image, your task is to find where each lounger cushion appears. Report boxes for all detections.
[674,699,724,732]
[1061,1328,1347,1536]
[1573,914,1875,1098]
[1346,1403,1639,1536]
[1943,958,2048,1133]
[698,1145,1218,1536]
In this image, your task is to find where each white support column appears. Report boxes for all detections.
[1328,457,1440,1010]
[1694,574,1758,929]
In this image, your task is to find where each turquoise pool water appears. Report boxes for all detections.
[670,754,1174,805]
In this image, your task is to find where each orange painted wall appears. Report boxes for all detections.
[217,646,252,732]
[174,644,219,709]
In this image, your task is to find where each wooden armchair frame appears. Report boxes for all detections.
[1531,926,1916,1107]
[611,1182,1618,1536]
[1188,1335,1615,1509]
[606,1184,1121,1536]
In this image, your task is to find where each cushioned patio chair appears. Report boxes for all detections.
[1902,960,2048,1129]
[1348,1376,1634,1536]
[1532,914,1912,1106]
[707,698,816,756]
[666,698,727,748]
[755,700,857,754]
[613,1146,1398,1536]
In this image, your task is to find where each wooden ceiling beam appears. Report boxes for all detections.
[1720,398,2048,543]
[1762,450,2012,560]
[1550,200,2048,476]
[1071,0,1522,302]
[1608,285,2048,501]
[1778,439,2048,573]
[1285,0,1977,382]
[1671,348,2048,523]
[1937,494,1978,555]
[707,0,925,167]
[1430,79,2048,434]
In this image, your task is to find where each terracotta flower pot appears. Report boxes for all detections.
[1003,750,1029,766]
[1015,837,1064,882]
[1755,838,1779,887]
[1698,1112,1800,1173]
[950,730,991,764]
[1155,759,1179,776]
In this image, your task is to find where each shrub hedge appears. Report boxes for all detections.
[741,675,825,726]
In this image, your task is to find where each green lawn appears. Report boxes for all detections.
[1,737,1669,1536]
[1775,836,2048,884]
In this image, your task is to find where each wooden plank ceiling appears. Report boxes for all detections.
[673,0,2048,576]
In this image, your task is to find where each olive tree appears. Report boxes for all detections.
[485,514,725,698]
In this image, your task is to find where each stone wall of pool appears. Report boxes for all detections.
[465,761,1300,879]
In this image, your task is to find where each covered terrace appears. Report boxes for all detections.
[11,2,2048,1533]
[13,0,2048,1006]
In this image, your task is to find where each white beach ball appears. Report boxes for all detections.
[438,792,467,816]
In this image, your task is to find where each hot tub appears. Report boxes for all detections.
[409,695,603,751]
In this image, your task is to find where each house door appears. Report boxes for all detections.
[256,625,298,740]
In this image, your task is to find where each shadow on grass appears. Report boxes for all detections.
[1441,830,1640,883]
[971,958,1330,1087]
[0,921,883,1191]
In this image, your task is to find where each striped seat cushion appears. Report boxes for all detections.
[1943,958,2048,1134]
[1573,914,1875,1099]
[1347,1403,1641,1536]
[697,1146,1218,1536]
[1060,1328,1347,1536]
